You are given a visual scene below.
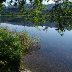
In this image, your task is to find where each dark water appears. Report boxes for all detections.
[0,23,72,72]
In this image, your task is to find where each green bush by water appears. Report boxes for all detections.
[0,29,21,71]
[0,28,39,71]
[0,28,32,71]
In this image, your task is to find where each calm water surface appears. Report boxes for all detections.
[0,23,72,72]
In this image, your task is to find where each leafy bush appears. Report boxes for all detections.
[0,28,40,71]
[0,29,21,71]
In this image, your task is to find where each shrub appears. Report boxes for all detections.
[0,28,40,71]
[0,29,21,71]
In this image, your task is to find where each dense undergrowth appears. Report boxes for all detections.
[0,28,39,72]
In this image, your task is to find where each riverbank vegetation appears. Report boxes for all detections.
[0,28,40,71]
[0,0,72,26]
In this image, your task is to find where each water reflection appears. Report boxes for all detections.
[0,23,72,36]
[0,23,72,72]
[23,25,72,72]
[23,26,72,72]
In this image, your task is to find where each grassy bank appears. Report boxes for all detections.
[0,28,40,72]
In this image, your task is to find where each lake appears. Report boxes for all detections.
[0,23,72,72]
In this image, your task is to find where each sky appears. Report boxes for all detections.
[3,0,72,6]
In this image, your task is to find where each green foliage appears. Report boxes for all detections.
[48,2,72,35]
[0,28,39,71]
[0,0,72,31]
[0,29,21,71]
